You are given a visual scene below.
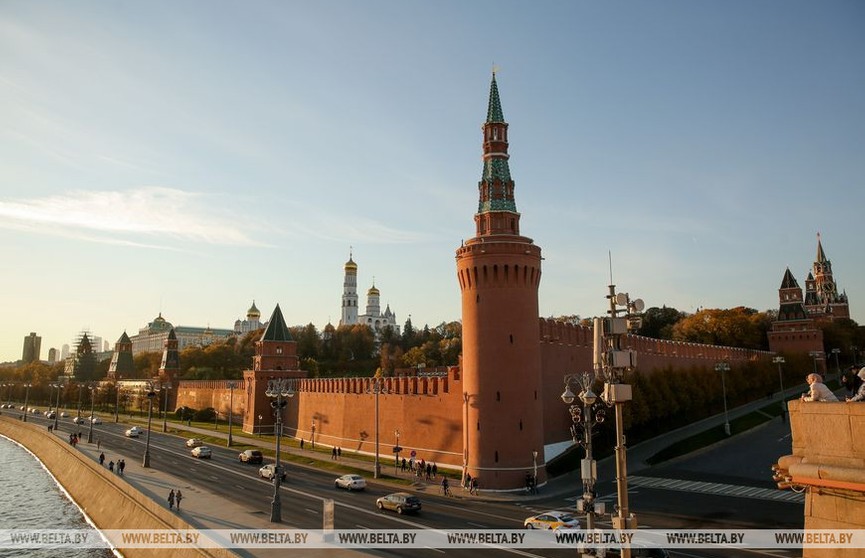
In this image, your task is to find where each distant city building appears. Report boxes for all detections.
[61,344,70,361]
[339,252,398,333]
[47,347,57,364]
[22,332,41,363]
[234,301,264,334]
[768,234,851,365]
[130,312,234,355]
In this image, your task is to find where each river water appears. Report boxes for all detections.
[0,435,115,557]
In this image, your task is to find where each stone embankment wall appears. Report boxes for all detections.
[0,416,233,558]
[775,400,865,558]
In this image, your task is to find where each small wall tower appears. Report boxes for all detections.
[455,72,546,490]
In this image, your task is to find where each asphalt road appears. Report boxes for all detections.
[23,410,805,558]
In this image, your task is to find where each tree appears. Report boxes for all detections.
[637,306,686,340]
[671,307,771,349]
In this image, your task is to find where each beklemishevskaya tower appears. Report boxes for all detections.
[455,72,546,489]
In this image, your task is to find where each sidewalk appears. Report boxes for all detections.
[54,427,362,558]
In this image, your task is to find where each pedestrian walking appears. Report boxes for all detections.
[441,477,450,497]
[175,489,183,511]
[432,463,437,478]
[168,489,175,510]
[337,447,341,459]
[470,477,478,495]
[118,459,125,476]
[108,461,114,473]
[300,439,304,450]
[332,447,337,460]
[464,472,472,490]
[99,453,105,466]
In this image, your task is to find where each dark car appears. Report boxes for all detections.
[376,492,421,514]
[239,450,263,464]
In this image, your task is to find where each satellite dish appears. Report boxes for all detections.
[632,299,645,312]
[615,293,628,306]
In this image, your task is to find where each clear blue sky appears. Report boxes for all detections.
[1,1,863,363]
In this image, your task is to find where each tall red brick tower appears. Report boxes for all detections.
[455,72,545,490]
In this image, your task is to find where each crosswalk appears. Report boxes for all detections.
[626,475,804,504]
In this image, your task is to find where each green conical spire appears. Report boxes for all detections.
[261,304,293,342]
[486,72,505,123]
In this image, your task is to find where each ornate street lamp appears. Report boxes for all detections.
[310,420,316,450]
[265,378,295,523]
[142,382,158,467]
[87,383,97,443]
[77,383,85,420]
[257,414,263,437]
[715,362,731,436]
[21,383,32,422]
[773,356,786,422]
[226,381,236,447]
[162,383,172,433]
[562,372,607,534]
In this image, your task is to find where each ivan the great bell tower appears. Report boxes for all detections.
[456,72,546,490]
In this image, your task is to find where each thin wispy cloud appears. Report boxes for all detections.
[0,187,262,247]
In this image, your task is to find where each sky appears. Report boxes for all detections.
[1,1,863,363]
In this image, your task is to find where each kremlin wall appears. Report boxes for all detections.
[168,317,768,487]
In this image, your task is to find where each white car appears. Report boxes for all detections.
[335,474,366,491]
[185,438,204,448]
[60,411,69,418]
[191,446,212,459]
[524,510,581,530]
[73,417,86,425]
[90,416,102,424]
[259,464,286,481]
[125,427,142,438]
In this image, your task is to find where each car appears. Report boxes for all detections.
[31,408,40,414]
[259,464,286,481]
[238,450,263,464]
[191,446,212,459]
[90,416,102,424]
[376,492,421,514]
[45,411,56,419]
[60,411,69,418]
[125,427,142,438]
[524,510,580,530]
[72,417,86,425]
[185,438,204,448]
[335,474,366,491]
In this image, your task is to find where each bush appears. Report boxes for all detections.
[193,407,216,422]
[175,406,195,420]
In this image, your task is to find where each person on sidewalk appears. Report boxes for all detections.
[801,373,839,402]
[175,489,183,511]
[168,489,175,510]
[118,459,125,476]
[99,453,105,466]
[846,368,865,403]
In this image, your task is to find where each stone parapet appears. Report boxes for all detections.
[0,416,234,558]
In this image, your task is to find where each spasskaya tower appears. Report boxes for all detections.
[455,72,545,490]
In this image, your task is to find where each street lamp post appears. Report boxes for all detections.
[257,414,263,437]
[562,372,606,539]
[227,381,236,447]
[162,383,172,433]
[369,370,385,479]
[87,384,96,443]
[773,356,786,422]
[715,362,731,436]
[114,379,122,423]
[21,383,32,422]
[265,378,295,523]
[311,420,316,450]
[3,383,12,407]
[51,382,62,430]
[831,348,841,377]
[809,351,823,375]
[77,384,85,420]
[142,382,158,468]
[394,429,401,474]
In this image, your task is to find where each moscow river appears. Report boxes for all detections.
[0,435,115,557]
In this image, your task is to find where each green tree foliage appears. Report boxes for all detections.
[820,318,865,367]
[637,306,686,340]
[671,307,771,350]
